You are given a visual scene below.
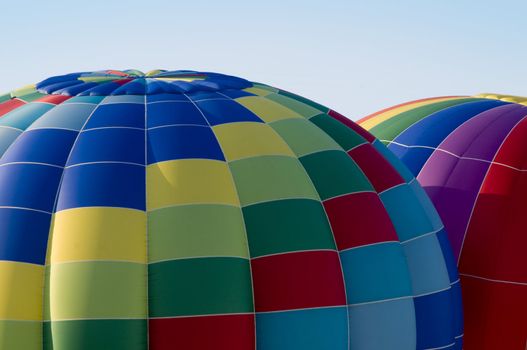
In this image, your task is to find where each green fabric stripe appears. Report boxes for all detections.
[149,257,253,317]
[270,118,342,157]
[148,204,248,261]
[44,320,146,350]
[368,98,481,142]
[243,199,336,257]
[276,89,330,113]
[46,262,146,320]
[266,93,324,118]
[300,150,374,200]
[229,155,319,206]
[250,83,278,93]
[0,94,11,103]
[15,92,47,102]
[310,113,367,151]
[0,321,41,350]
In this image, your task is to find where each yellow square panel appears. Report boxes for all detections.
[147,159,239,210]
[213,122,295,161]
[235,96,303,123]
[243,87,274,96]
[49,208,147,264]
[0,261,43,320]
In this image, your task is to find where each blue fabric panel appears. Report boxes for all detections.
[379,184,435,241]
[414,289,455,349]
[340,242,413,303]
[28,103,97,131]
[256,307,348,350]
[196,99,263,126]
[111,79,146,95]
[436,228,459,282]
[67,128,144,166]
[79,82,123,96]
[55,82,98,96]
[0,164,62,212]
[388,142,434,177]
[147,125,224,164]
[146,93,188,103]
[0,103,54,130]
[0,129,77,166]
[186,92,225,101]
[146,102,207,128]
[0,128,22,157]
[402,233,451,295]
[393,100,508,148]
[450,281,464,345]
[348,298,416,350]
[85,103,144,129]
[0,208,51,265]
[57,163,145,211]
[220,89,254,99]
[38,80,83,94]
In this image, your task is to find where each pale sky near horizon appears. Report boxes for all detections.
[1,0,527,120]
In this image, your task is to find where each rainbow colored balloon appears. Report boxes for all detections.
[0,70,461,350]
[359,94,527,350]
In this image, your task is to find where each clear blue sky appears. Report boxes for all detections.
[1,0,527,119]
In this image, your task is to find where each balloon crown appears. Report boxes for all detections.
[34,69,252,96]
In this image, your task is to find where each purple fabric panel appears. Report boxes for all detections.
[440,104,527,160]
[417,104,527,261]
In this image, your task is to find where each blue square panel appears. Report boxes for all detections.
[379,184,435,241]
[256,307,348,350]
[0,208,51,265]
[402,233,451,295]
[196,99,263,126]
[146,102,207,128]
[56,163,145,211]
[147,125,224,164]
[0,164,62,212]
[340,242,412,304]
[67,128,145,166]
[0,129,77,166]
[414,289,456,349]
[85,103,145,129]
[348,298,416,350]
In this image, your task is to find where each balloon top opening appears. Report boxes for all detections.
[34,69,253,96]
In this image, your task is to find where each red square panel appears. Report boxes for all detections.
[348,143,405,193]
[251,250,346,312]
[461,275,527,350]
[324,192,398,250]
[149,314,255,350]
[37,95,71,105]
[328,109,376,143]
[0,99,25,117]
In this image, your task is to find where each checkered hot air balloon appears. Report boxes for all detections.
[0,70,461,350]
[359,94,527,350]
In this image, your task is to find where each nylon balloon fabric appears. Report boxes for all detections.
[0,70,461,350]
[359,93,527,350]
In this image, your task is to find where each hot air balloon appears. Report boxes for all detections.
[359,94,527,350]
[0,70,461,350]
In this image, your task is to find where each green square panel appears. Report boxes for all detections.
[149,257,253,317]
[300,150,374,200]
[48,262,146,320]
[0,320,41,349]
[270,118,342,157]
[230,155,319,206]
[265,93,323,118]
[310,114,367,151]
[44,319,146,350]
[243,199,336,258]
[149,204,249,262]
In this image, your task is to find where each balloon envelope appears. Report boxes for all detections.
[0,70,461,350]
[359,93,527,350]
